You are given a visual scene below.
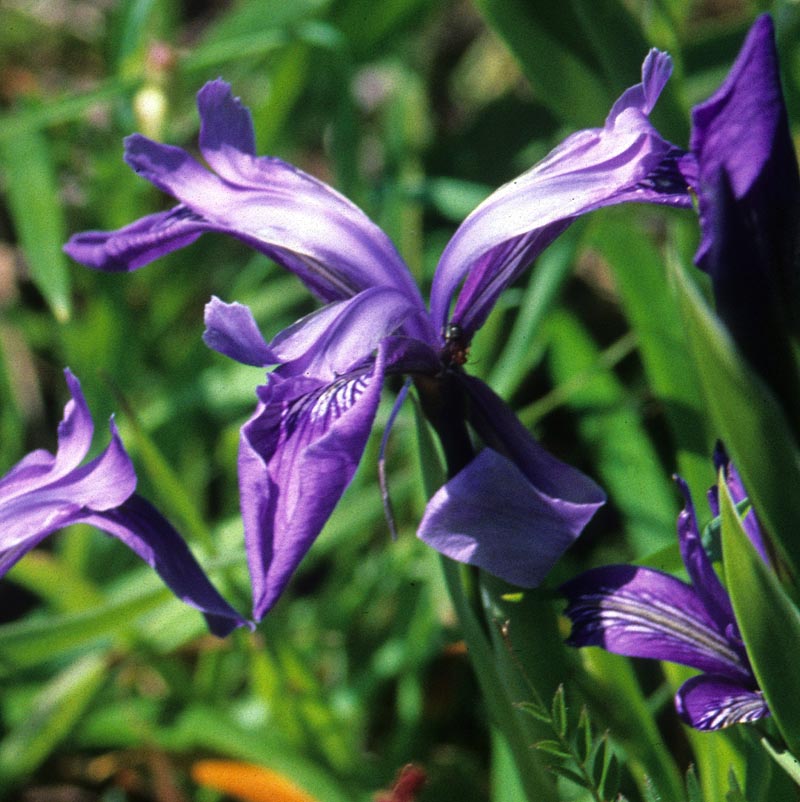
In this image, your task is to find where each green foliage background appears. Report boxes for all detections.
[1,0,799,799]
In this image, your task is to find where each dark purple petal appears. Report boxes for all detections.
[675,674,769,730]
[561,565,752,681]
[430,49,689,336]
[64,207,208,272]
[239,345,388,619]
[688,15,800,409]
[418,448,589,586]
[674,477,738,635]
[81,494,249,637]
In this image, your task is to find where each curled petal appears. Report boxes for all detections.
[0,421,136,562]
[561,565,751,681]
[430,49,689,335]
[240,347,387,619]
[675,674,769,730]
[418,448,589,586]
[205,288,425,380]
[82,495,250,637]
[203,296,277,367]
[0,369,94,499]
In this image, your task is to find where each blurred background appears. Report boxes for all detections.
[0,0,795,799]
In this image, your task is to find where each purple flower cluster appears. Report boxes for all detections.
[64,48,693,619]
[30,9,787,680]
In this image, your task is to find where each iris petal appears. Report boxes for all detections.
[561,565,751,681]
[83,495,249,637]
[418,448,590,586]
[240,346,387,619]
[675,674,769,730]
[430,48,690,335]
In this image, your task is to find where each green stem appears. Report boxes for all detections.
[440,557,558,802]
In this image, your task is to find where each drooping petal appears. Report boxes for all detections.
[687,15,800,411]
[460,374,605,516]
[430,49,690,336]
[561,565,752,681]
[418,448,589,586]
[63,206,209,272]
[240,346,388,619]
[81,494,249,637]
[675,674,769,730]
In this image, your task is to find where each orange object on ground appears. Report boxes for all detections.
[191,759,320,802]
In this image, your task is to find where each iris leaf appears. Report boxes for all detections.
[670,256,800,586]
[720,477,800,755]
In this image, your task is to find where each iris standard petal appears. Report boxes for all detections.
[561,565,752,681]
[239,346,388,620]
[418,448,589,586]
[429,48,690,335]
[82,494,249,637]
[675,674,769,730]
[67,79,424,307]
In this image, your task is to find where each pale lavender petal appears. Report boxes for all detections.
[418,448,586,586]
[82,494,249,637]
[0,369,93,501]
[561,565,751,681]
[0,419,136,556]
[111,82,424,306]
[203,296,276,367]
[240,346,387,619]
[675,674,769,730]
[64,207,208,272]
[430,49,689,335]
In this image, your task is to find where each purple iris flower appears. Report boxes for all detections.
[0,369,247,636]
[65,55,689,619]
[677,14,800,418]
[561,453,770,731]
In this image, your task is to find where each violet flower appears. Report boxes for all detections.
[561,454,770,731]
[0,369,247,636]
[677,14,800,421]
[65,56,689,619]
